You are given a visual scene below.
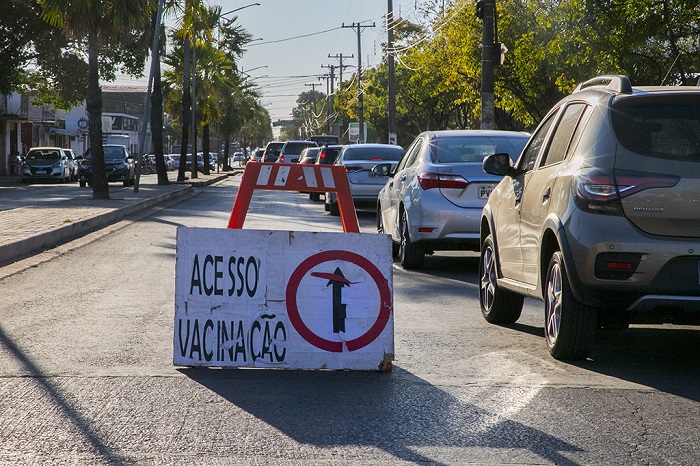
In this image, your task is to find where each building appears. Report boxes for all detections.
[0,84,150,176]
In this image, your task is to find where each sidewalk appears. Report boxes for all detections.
[0,171,238,266]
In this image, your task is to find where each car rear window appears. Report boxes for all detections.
[432,135,529,163]
[612,95,700,161]
[342,146,404,161]
[283,142,317,155]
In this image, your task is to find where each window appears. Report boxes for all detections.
[397,138,423,171]
[519,112,557,172]
[540,103,588,167]
[612,95,700,161]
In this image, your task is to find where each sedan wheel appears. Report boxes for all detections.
[544,251,597,360]
[398,211,424,269]
[479,234,523,323]
[377,206,399,258]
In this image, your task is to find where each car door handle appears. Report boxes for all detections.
[400,175,407,181]
[388,181,394,188]
[542,186,551,203]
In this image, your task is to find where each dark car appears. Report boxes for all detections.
[78,144,135,187]
[262,142,284,163]
[309,145,344,201]
[480,74,700,360]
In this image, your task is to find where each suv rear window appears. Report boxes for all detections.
[612,95,700,161]
[283,142,316,155]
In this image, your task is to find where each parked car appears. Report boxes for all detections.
[169,154,182,169]
[78,144,136,187]
[232,152,245,165]
[326,144,405,216]
[480,74,700,360]
[20,147,74,183]
[310,145,344,201]
[63,148,79,181]
[276,140,318,164]
[375,130,529,269]
[163,154,176,171]
[184,153,205,172]
[262,142,284,162]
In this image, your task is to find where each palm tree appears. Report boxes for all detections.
[40,0,153,199]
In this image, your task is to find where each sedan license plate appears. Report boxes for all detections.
[478,184,496,199]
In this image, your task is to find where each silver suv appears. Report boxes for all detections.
[480,75,700,360]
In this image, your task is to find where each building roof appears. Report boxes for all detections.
[102,84,148,94]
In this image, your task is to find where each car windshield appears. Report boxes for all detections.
[343,146,404,161]
[612,95,700,161]
[104,146,126,161]
[26,150,61,161]
[84,147,126,161]
[431,135,528,163]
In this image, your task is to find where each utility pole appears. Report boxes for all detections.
[329,53,353,141]
[387,0,397,145]
[478,0,495,129]
[328,53,354,84]
[319,67,335,134]
[342,22,375,143]
[305,83,320,137]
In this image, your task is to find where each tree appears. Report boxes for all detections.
[284,90,328,140]
[1,1,87,108]
[40,0,153,199]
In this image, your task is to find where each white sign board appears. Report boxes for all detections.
[174,228,394,371]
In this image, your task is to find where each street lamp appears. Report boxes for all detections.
[222,3,261,18]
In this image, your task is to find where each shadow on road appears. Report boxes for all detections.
[182,366,582,465]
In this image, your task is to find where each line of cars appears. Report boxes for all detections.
[19,145,182,187]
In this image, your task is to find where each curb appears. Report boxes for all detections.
[0,185,194,266]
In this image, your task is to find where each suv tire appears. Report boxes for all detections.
[399,211,424,269]
[544,251,597,360]
[479,235,524,323]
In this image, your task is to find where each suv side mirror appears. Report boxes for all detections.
[483,153,514,176]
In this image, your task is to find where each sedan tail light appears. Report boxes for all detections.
[417,172,469,190]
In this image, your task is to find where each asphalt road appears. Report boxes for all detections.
[0,177,698,465]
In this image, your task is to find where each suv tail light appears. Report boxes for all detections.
[417,172,469,190]
[278,155,284,163]
[574,169,679,215]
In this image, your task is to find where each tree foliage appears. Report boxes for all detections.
[331,0,700,146]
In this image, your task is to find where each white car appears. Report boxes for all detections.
[20,147,74,183]
[375,130,529,269]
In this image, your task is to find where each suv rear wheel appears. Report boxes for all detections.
[544,251,597,360]
[479,235,524,323]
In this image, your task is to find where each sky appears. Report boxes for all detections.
[115,0,425,128]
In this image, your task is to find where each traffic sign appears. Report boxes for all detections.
[173,229,394,371]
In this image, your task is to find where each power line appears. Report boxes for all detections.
[248,27,343,46]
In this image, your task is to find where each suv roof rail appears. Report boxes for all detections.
[573,75,632,94]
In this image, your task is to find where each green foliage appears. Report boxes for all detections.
[0,1,87,107]
[333,0,700,141]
